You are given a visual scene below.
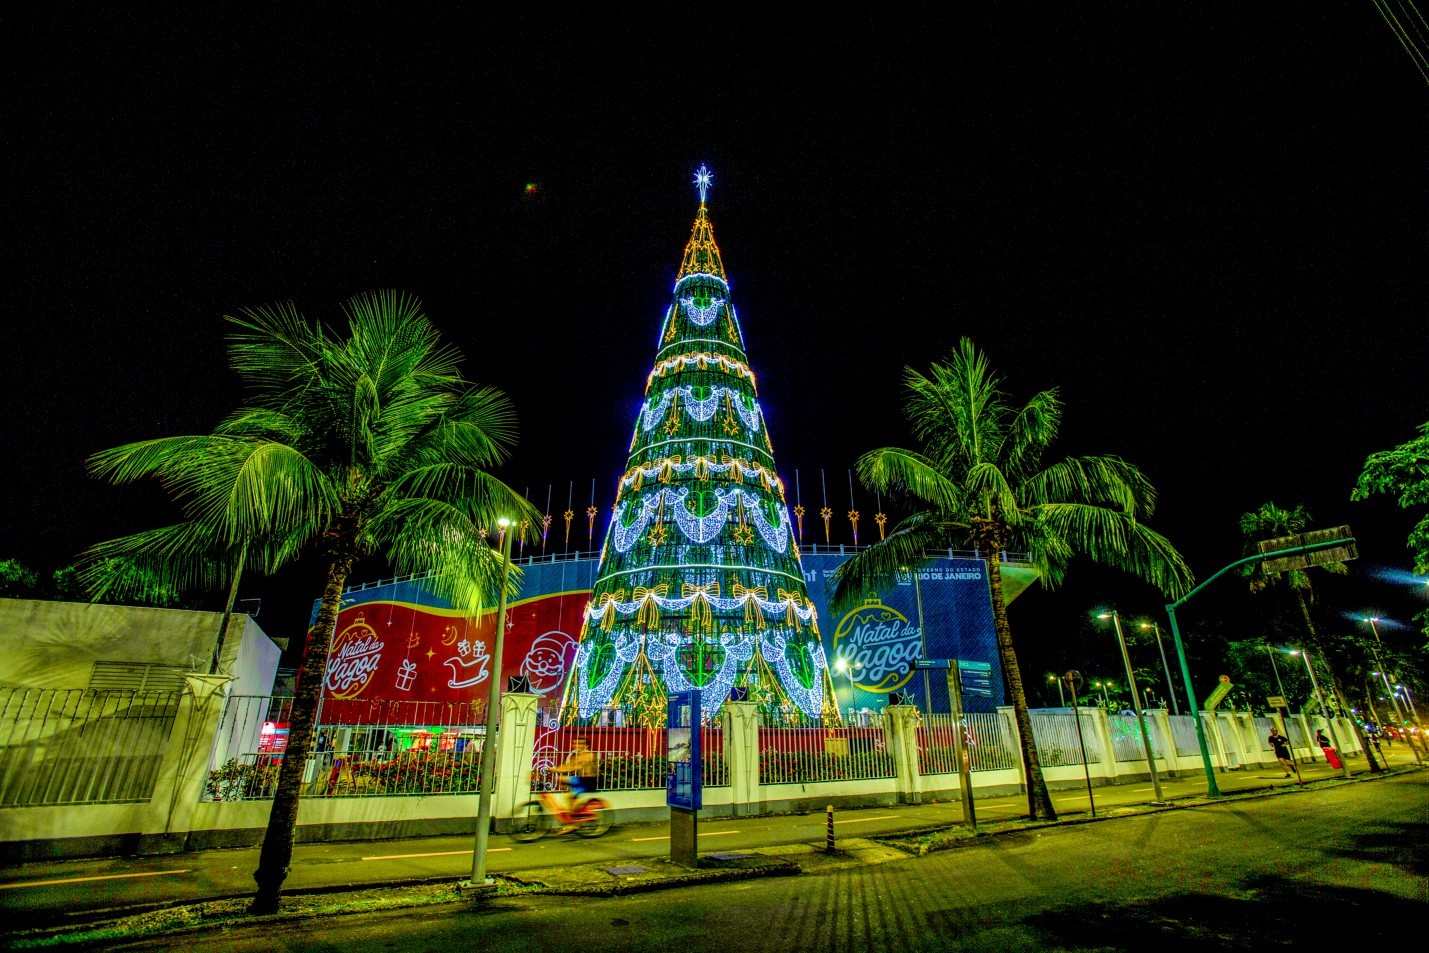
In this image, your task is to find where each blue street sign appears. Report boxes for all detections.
[958,659,994,698]
[666,690,702,811]
[913,659,952,670]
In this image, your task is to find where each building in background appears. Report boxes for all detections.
[313,548,1037,723]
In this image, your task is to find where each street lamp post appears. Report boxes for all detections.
[468,517,516,889]
[1099,610,1164,802]
[834,657,863,714]
[909,568,931,709]
[1049,674,1066,707]
[1362,616,1423,763]
[1263,645,1288,702]
[1094,681,1111,710]
[1288,647,1351,778]
[1397,684,1421,726]
[1139,621,1180,716]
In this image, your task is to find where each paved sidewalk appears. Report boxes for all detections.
[2,746,1418,930]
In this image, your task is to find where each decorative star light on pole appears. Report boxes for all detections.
[694,164,713,204]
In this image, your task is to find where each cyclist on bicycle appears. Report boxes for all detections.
[554,738,598,833]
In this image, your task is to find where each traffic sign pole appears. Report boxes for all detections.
[1163,534,1358,799]
[946,666,976,830]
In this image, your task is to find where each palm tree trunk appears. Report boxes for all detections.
[251,545,357,913]
[984,539,1057,820]
[1293,589,1381,775]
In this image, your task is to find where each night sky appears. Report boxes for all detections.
[3,9,1424,683]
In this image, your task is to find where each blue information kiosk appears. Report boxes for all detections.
[667,690,701,866]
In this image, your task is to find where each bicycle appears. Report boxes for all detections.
[512,789,612,841]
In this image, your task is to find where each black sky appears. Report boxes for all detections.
[2,8,1424,680]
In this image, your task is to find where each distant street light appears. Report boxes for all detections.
[1049,673,1066,707]
[1263,644,1289,703]
[1139,621,1181,715]
[833,656,863,704]
[1093,680,1112,710]
[1098,609,1164,801]
[468,517,516,890]
[1288,648,1330,719]
[1360,615,1423,762]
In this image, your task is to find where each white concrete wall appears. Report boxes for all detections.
[0,598,280,690]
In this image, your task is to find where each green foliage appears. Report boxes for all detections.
[347,751,480,795]
[1238,502,1347,596]
[830,338,1193,608]
[1352,422,1429,638]
[80,290,539,612]
[53,559,184,607]
[0,559,41,598]
[205,758,280,801]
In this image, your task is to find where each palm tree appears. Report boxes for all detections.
[82,291,539,911]
[1239,502,1381,773]
[830,338,1193,820]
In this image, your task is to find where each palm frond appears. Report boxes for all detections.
[1032,502,1194,598]
[1021,455,1157,518]
[997,386,1061,482]
[827,512,960,613]
[904,338,1009,472]
[963,461,1018,522]
[225,302,328,397]
[77,523,235,600]
[854,448,965,514]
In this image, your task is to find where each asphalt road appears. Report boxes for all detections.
[1,748,1421,934]
[106,770,1429,952]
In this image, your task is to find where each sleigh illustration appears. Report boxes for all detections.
[444,654,490,689]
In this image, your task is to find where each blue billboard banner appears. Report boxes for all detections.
[800,554,1005,715]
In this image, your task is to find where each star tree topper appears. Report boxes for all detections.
[694,164,713,204]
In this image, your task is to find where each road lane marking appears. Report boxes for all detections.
[630,831,737,842]
[0,869,191,890]
[832,815,898,825]
[360,848,510,861]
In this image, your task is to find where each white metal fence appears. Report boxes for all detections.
[917,711,1018,774]
[757,710,895,784]
[1028,710,1102,766]
[529,702,728,792]
[1106,714,1167,762]
[204,695,490,800]
[0,688,180,806]
[1168,715,1201,756]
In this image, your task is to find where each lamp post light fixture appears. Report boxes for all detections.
[1049,673,1067,707]
[1093,681,1112,710]
[833,657,864,709]
[1138,621,1180,715]
[467,517,516,890]
[1098,609,1164,801]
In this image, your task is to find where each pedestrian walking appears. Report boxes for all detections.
[1316,728,1342,770]
[1268,727,1297,779]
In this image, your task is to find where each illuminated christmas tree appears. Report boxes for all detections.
[562,167,835,723]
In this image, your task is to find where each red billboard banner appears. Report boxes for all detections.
[318,591,588,714]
